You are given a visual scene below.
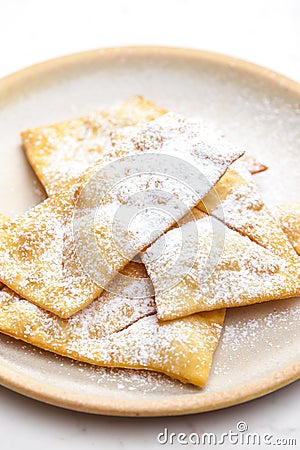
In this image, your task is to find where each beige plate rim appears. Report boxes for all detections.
[0,46,299,416]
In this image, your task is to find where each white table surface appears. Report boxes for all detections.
[0,1,299,449]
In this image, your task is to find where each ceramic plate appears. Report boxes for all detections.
[0,47,299,416]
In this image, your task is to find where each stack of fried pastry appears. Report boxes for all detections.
[0,97,299,387]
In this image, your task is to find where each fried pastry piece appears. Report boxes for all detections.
[240,154,268,174]
[22,96,167,195]
[276,203,300,255]
[0,198,106,318]
[0,192,152,318]
[0,114,244,318]
[23,97,262,197]
[142,214,300,320]
[197,163,297,261]
[0,261,225,387]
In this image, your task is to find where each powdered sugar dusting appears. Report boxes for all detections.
[142,215,300,320]
[212,297,300,380]
[0,280,224,386]
[22,97,167,195]
[198,162,299,261]
[0,196,104,318]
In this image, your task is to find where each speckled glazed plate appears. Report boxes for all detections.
[0,47,299,416]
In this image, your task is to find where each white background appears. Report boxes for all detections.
[0,0,299,449]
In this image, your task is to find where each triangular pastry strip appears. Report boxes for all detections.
[142,214,300,320]
[22,96,262,196]
[276,203,300,255]
[0,260,225,387]
[197,163,297,261]
[0,114,244,318]
[22,96,167,195]
[0,198,104,318]
[89,112,244,254]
